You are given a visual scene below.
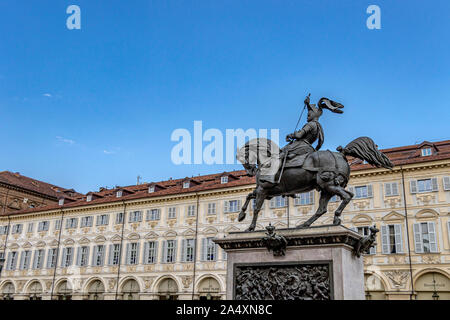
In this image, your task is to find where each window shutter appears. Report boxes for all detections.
[157,209,161,220]
[92,246,98,266]
[96,216,101,226]
[444,177,450,191]
[237,200,242,210]
[413,223,423,253]
[214,243,218,261]
[392,183,399,196]
[428,222,438,253]
[223,201,229,213]
[162,241,167,263]
[431,178,438,192]
[154,241,159,264]
[385,183,392,196]
[105,214,109,225]
[394,224,404,253]
[310,191,315,204]
[135,243,141,264]
[76,247,81,266]
[85,246,90,266]
[173,240,178,262]
[6,252,11,270]
[367,185,373,198]
[32,251,38,269]
[19,251,26,270]
[410,180,417,194]
[222,248,227,261]
[128,212,133,223]
[143,242,149,264]
[107,245,114,265]
[181,240,186,262]
[46,249,52,269]
[125,243,131,265]
[269,198,276,209]
[381,225,389,254]
[61,248,67,267]
[201,238,207,261]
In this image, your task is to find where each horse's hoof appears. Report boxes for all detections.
[245,225,255,232]
[297,223,309,229]
[333,218,341,225]
[238,211,246,222]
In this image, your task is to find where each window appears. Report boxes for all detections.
[181,239,195,262]
[0,225,9,235]
[108,244,121,266]
[19,251,32,270]
[444,177,450,191]
[129,211,143,222]
[168,207,177,219]
[86,194,93,202]
[207,203,216,215]
[330,195,339,202]
[116,190,123,198]
[37,221,49,232]
[224,200,240,213]
[58,198,65,206]
[126,243,140,265]
[146,209,161,221]
[148,186,155,193]
[187,205,196,217]
[46,248,58,269]
[65,218,78,229]
[294,192,314,205]
[80,216,93,228]
[202,238,217,261]
[6,251,18,270]
[27,223,34,233]
[33,249,44,269]
[12,224,22,234]
[270,196,287,208]
[413,222,438,253]
[355,227,376,254]
[115,212,124,224]
[384,182,399,196]
[78,246,90,267]
[144,241,158,264]
[381,224,403,254]
[93,245,105,266]
[54,220,61,231]
[163,240,177,263]
[421,148,432,156]
[410,178,438,193]
[61,247,74,267]
[183,181,190,189]
[96,214,109,226]
[221,176,228,184]
[352,185,373,199]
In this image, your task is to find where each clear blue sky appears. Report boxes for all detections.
[0,1,449,193]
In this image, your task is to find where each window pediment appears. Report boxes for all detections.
[224,225,240,233]
[351,214,374,224]
[127,233,140,240]
[182,228,196,237]
[110,234,122,242]
[144,231,159,239]
[382,211,405,222]
[163,230,177,238]
[78,237,90,245]
[414,209,438,220]
[202,227,218,236]
[94,235,106,243]
[36,241,46,248]
[22,242,32,249]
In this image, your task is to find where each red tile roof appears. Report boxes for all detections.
[0,171,83,200]
[5,140,450,216]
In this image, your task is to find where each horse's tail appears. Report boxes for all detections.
[337,137,394,169]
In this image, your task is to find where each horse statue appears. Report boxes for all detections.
[236,99,394,231]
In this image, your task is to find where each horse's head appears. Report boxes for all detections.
[236,138,280,177]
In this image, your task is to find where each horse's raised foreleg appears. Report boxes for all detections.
[326,185,353,225]
[238,191,256,222]
[246,189,265,232]
[297,191,332,229]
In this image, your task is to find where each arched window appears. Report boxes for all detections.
[56,281,72,300]
[28,281,43,300]
[88,280,105,300]
[121,279,140,300]
[415,272,450,300]
[158,278,178,300]
[198,277,221,300]
[1,282,15,300]
[364,273,386,300]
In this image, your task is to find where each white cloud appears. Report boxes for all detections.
[43,93,52,98]
[56,136,75,145]
[103,150,116,155]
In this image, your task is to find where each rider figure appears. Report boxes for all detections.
[262,95,325,184]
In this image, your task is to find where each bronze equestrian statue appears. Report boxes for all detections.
[236,94,393,232]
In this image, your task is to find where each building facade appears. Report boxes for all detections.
[0,140,449,300]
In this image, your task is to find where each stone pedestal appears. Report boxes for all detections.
[214,225,365,300]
